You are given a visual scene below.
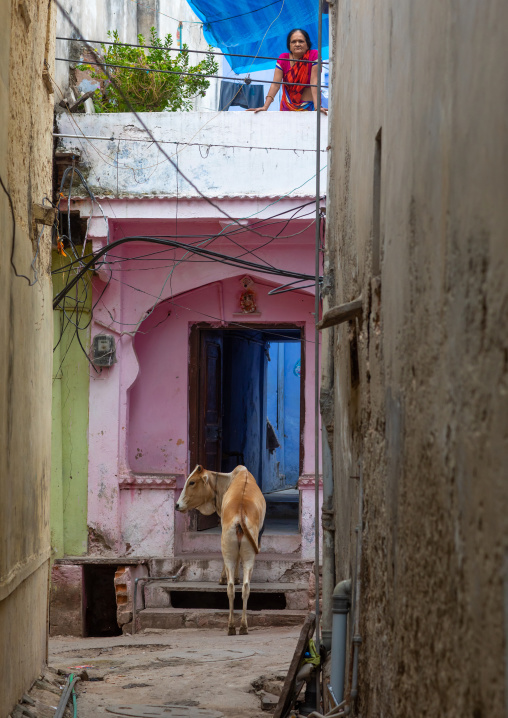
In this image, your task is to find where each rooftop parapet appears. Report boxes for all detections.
[55,111,328,199]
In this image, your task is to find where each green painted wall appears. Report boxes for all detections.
[51,251,92,558]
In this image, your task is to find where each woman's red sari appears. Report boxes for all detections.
[280,50,315,111]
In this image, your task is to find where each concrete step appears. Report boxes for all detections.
[149,555,314,584]
[180,530,301,554]
[144,581,309,611]
[136,607,308,631]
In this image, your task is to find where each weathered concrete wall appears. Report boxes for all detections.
[55,0,220,111]
[0,0,55,714]
[55,111,328,198]
[326,0,508,715]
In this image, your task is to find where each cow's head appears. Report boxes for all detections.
[175,465,216,515]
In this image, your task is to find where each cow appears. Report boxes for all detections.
[175,464,266,635]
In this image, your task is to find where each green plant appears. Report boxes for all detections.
[78,28,219,112]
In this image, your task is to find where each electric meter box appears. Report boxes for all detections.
[92,333,117,367]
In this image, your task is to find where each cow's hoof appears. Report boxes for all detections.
[239,626,248,635]
[219,577,227,585]
[228,627,237,636]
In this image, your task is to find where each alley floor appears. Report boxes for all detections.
[48,626,302,718]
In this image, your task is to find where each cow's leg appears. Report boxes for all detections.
[239,548,256,635]
[226,565,236,636]
[222,526,239,636]
[220,560,239,585]
[219,563,227,585]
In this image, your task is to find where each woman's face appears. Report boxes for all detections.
[289,31,308,58]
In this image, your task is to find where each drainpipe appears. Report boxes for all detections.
[350,464,363,700]
[320,258,335,651]
[330,579,351,702]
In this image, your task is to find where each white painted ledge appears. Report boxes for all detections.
[55,111,328,199]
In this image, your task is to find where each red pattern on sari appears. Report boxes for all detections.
[280,50,313,111]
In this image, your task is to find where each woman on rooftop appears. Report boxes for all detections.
[247,28,326,113]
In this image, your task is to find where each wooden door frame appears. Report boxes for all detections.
[189,321,306,482]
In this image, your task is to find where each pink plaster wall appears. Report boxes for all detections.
[128,276,315,475]
[85,200,321,557]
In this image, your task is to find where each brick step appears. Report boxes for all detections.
[136,607,308,632]
[150,555,314,584]
[144,581,309,611]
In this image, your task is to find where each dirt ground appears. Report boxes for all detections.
[48,625,303,718]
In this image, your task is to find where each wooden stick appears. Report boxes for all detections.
[317,296,362,330]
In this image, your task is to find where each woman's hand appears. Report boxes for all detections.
[246,106,268,112]
[319,107,328,115]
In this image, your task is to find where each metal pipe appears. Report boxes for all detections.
[314,0,325,708]
[132,568,185,634]
[330,579,351,702]
[351,464,363,699]
[54,675,80,718]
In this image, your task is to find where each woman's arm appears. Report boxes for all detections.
[246,67,283,112]
[310,64,328,114]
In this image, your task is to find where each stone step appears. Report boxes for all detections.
[136,607,308,632]
[181,530,301,554]
[144,581,309,611]
[150,555,314,584]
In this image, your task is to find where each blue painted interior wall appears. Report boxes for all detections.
[264,341,301,492]
[221,333,301,493]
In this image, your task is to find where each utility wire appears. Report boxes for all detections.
[54,0,320,240]
[55,57,327,88]
[53,234,322,309]
[54,133,327,153]
[56,36,328,64]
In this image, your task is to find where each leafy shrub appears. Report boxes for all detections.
[79,28,219,112]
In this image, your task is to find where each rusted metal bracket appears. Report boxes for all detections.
[317,295,362,330]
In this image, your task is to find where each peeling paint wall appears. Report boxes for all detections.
[0,0,55,713]
[326,0,508,715]
[55,112,328,199]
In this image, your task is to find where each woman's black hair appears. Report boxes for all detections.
[286,28,312,52]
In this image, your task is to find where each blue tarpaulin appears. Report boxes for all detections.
[185,0,329,74]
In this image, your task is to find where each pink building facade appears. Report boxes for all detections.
[53,112,327,634]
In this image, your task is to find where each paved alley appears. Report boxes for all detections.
[48,626,301,718]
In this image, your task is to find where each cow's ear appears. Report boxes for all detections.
[196,464,202,473]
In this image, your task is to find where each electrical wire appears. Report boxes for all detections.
[99,273,317,344]
[51,5,305,232]
[56,36,327,65]
[53,234,322,309]
[51,200,319,276]
[55,56,326,88]
[1,172,35,285]
[54,132,326,153]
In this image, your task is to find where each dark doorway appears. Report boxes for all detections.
[83,565,122,637]
[189,325,302,532]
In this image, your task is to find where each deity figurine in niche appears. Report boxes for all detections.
[240,288,257,314]
[239,275,257,314]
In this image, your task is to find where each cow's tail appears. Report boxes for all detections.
[239,518,260,554]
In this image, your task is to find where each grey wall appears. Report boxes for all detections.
[325,1,508,715]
